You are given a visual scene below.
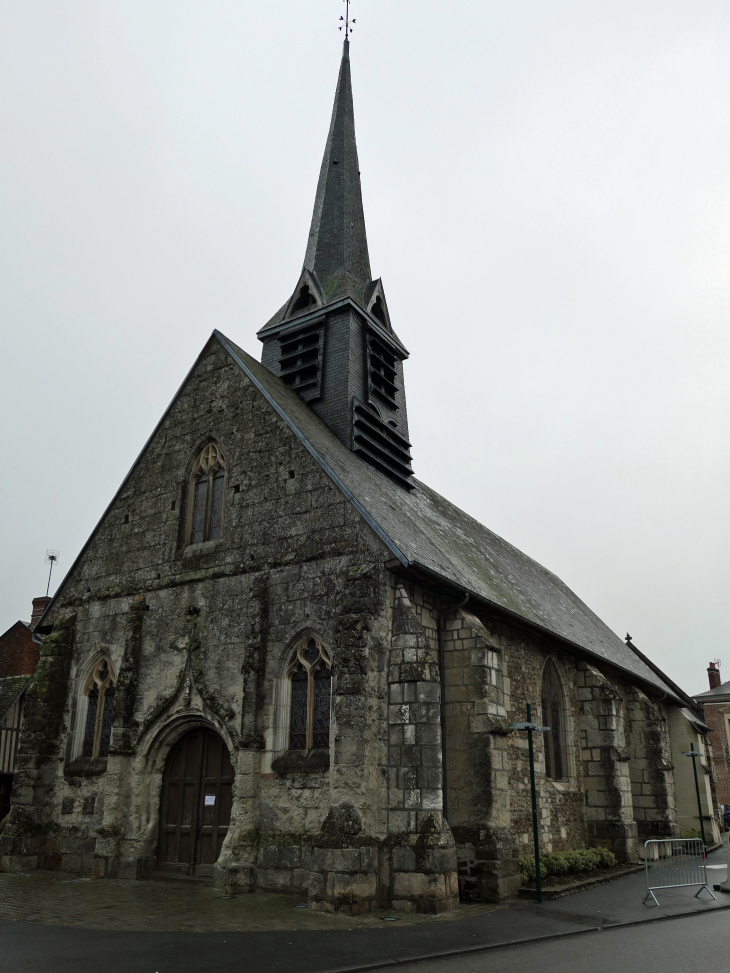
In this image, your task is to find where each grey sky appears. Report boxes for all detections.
[1,1,728,696]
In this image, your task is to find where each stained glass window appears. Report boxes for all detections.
[191,475,208,544]
[289,667,308,750]
[80,659,116,761]
[187,443,227,545]
[82,686,99,758]
[542,660,565,780]
[287,636,332,754]
[209,469,225,541]
[99,685,116,758]
[313,667,332,749]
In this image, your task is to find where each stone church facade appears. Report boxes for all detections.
[1,41,693,913]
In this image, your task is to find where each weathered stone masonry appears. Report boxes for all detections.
[1,39,693,915]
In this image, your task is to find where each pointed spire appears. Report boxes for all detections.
[303,39,372,305]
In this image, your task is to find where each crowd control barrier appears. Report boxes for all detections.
[644,838,716,906]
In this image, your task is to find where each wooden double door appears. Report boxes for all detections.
[156,728,234,878]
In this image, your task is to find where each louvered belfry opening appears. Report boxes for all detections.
[278,321,325,402]
[368,332,397,408]
[353,401,414,488]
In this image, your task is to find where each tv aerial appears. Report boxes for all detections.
[45,550,60,596]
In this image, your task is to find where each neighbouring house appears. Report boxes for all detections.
[0,40,709,912]
[0,597,50,821]
[694,662,730,817]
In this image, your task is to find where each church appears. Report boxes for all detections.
[0,40,701,913]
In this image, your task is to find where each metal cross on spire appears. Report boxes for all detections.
[339,0,356,38]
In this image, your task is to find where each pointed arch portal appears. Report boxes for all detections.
[156,727,234,878]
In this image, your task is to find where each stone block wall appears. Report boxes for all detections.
[625,689,678,841]
[439,609,518,902]
[384,586,458,913]
[576,663,637,860]
[505,635,587,868]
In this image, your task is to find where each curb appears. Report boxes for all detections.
[518,863,645,900]
[318,902,730,973]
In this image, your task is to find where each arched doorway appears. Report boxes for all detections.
[156,727,234,878]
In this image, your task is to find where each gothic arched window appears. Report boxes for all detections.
[82,659,116,759]
[188,443,226,545]
[287,636,332,752]
[541,660,565,780]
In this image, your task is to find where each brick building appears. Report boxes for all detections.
[0,597,50,821]
[695,663,730,809]
[0,41,708,911]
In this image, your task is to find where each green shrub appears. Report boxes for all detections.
[565,849,601,872]
[679,829,702,839]
[519,847,617,884]
[595,847,617,869]
[519,856,536,881]
[542,852,570,875]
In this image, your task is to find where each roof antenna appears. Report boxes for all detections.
[339,0,356,38]
[45,550,60,597]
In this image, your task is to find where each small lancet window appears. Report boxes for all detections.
[291,285,317,314]
[287,636,332,752]
[82,659,116,760]
[541,660,565,780]
[370,295,387,325]
[188,443,227,545]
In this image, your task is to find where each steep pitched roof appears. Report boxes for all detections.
[260,39,372,332]
[694,680,730,702]
[216,332,680,701]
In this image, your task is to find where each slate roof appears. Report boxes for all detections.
[216,331,679,701]
[261,39,372,332]
[694,680,730,701]
[0,676,29,722]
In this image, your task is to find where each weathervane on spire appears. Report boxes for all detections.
[339,0,356,38]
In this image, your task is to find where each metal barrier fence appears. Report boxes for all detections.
[644,838,716,906]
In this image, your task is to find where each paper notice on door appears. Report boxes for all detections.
[204,795,215,806]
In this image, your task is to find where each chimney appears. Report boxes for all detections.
[707,662,721,690]
[30,596,51,631]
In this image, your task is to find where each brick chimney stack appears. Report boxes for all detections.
[30,597,51,631]
[707,662,721,690]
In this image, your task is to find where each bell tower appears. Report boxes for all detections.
[258,40,414,488]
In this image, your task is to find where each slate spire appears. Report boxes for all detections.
[303,39,372,304]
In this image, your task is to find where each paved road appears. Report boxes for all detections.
[0,845,726,972]
[0,904,727,973]
[392,911,730,973]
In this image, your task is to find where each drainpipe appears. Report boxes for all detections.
[438,592,469,823]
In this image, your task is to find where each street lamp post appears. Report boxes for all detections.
[682,744,707,852]
[509,703,550,902]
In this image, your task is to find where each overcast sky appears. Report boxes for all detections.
[1,1,728,697]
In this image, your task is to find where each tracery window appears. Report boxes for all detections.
[287,636,332,752]
[541,660,565,780]
[82,659,116,759]
[188,443,226,545]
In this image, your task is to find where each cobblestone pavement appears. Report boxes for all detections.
[0,872,498,932]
